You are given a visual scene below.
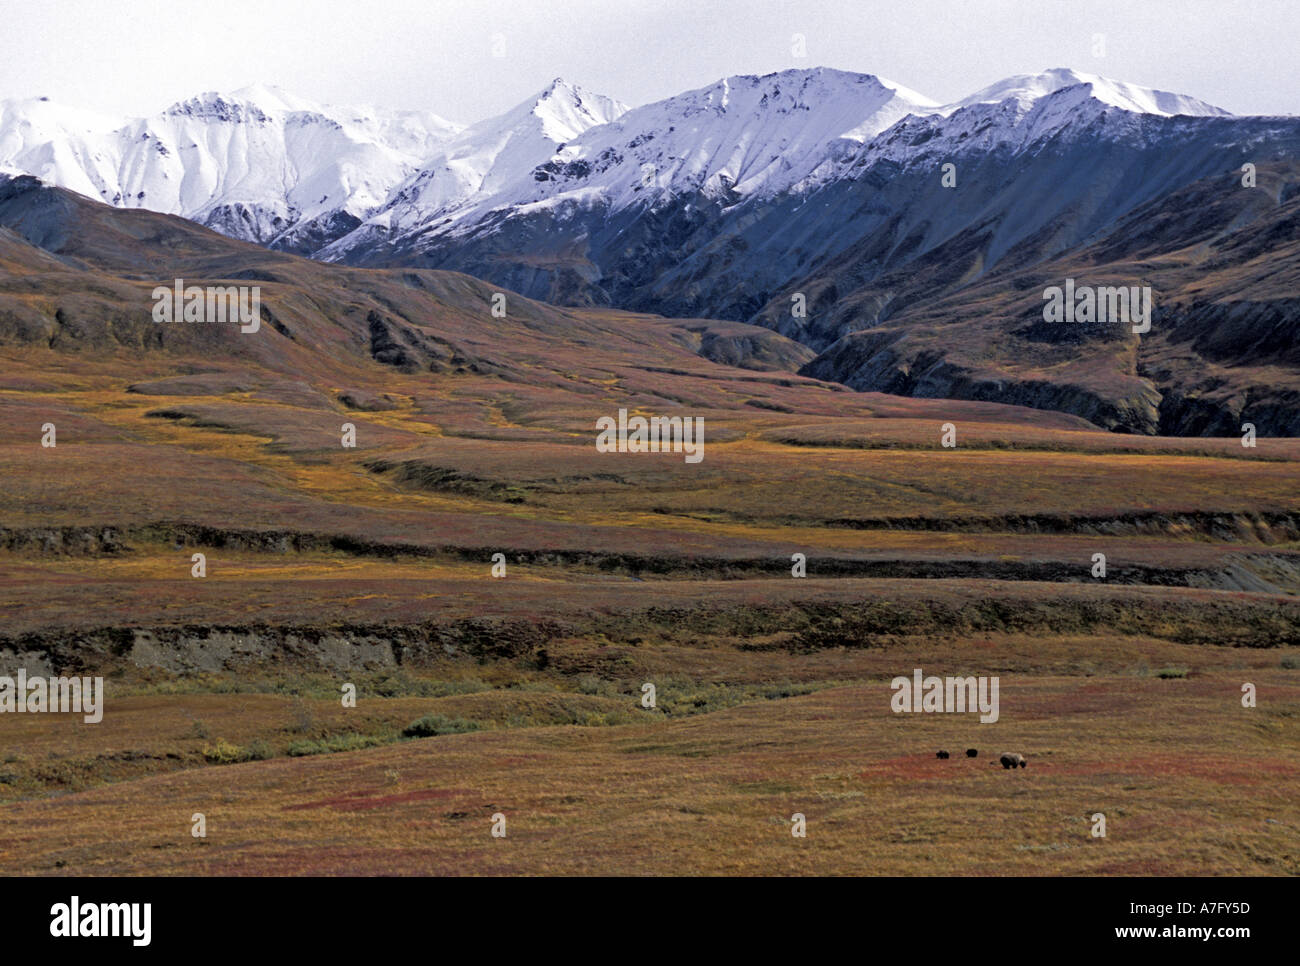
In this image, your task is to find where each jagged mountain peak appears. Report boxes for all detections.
[336,79,629,239]
[321,64,1256,267]
[166,84,315,117]
[525,77,628,142]
[661,67,940,123]
[743,66,940,108]
[522,66,944,197]
[162,84,461,136]
[0,66,1263,268]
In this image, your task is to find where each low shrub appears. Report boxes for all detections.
[401,714,481,738]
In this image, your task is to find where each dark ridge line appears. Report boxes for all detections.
[0,521,1296,592]
[819,509,1300,538]
[762,435,1295,461]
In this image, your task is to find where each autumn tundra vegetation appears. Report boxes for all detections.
[0,178,1296,875]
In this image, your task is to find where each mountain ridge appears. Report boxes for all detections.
[3,67,1297,435]
[1,66,1251,260]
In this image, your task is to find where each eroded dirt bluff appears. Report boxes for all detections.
[5,585,1299,675]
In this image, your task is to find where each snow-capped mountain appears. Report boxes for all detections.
[0,98,123,197]
[319,66,1294,322]
[328,78,627,255]
[322,68,938,260]
[0,84,461,252]
[3,66,1292,319]
[3,66,1299,437]
[859,68,1233,171]
[323,66,1235,264]
[945,67,1230,117]
[0,66,1249,271]
[469,67,937,204]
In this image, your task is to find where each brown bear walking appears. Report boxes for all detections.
[999,752,1027,769]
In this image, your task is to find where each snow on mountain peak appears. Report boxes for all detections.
[529,78,629,143]
[165,84,316,118]
[227,83,317,114]
[346,79,629,237]
[527,67,945,202]
[332,63,1243,260]
[162,84,460,142]
[0,85,464,248]
[948,67,1230,117]
[1,67,1246,262]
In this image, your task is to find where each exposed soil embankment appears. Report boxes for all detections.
[3,591,1298,675]
[0,618,567,676]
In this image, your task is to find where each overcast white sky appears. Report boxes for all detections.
[1,0,1295,123]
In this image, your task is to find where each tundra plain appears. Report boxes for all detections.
[0,181,1297,875]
